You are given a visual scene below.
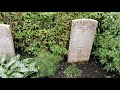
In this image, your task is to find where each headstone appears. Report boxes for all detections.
[0,24,15,57]
[68,19,98,63]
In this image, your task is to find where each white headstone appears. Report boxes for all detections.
[68,19,98,63]
[0,24,15,57]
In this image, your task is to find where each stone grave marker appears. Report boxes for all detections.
[68,19,98,63]
[0,24,15,57]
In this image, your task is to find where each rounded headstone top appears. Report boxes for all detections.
[72,19,98,23]
[72,19,98,29]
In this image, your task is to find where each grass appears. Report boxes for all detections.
[63,63,83,78]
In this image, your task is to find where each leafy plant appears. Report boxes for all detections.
[94,12,120,74]
[50,44,68,56]
[2,12,120,75]
[0,54,38,78]
[35,52,61,78]
[64,64,83,78]
[0,12,104,57]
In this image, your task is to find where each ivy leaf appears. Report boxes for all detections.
[10,73,24,78]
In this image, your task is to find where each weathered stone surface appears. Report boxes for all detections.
[0,24,15,57]
[68,19,98,63]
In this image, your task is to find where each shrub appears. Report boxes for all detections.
[0,12,57,57]
[50,44,68,56]
[1,12,120,74]
[94,12,120,74]
[0,12,104,57]
[0,54,38,78]
[35,52,61,78]
[64,64,83,78]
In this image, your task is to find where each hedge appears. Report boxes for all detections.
[1,12,120,74]
[94,12,120,74]
[0,12,103,56]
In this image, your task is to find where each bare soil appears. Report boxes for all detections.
[53,56,120,78]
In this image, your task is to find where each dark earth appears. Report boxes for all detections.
[53,56,120,78]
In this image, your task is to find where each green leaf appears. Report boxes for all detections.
[18,67,29,73]
[0,73,8,78]
[0,54,6,66]
[10,73,24,78]
[0,66,5,74]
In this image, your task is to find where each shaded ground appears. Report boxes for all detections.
[53,56,120,78]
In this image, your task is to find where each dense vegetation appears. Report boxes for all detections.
[0,54,37,78]
[0,12,120,77]
[35,52,61,78]
[64,64,83,78]
[94,12,120,74]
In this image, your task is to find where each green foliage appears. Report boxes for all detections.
[1,12,120,75]
[0,54,38,78]
[0,12,57,56]
[50,44,68,55]
[0,12,104,57]
[35,52,61,78]
[94,12,120,73]
[64,64,83,78]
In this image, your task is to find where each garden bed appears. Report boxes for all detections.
[53,56,120,78]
